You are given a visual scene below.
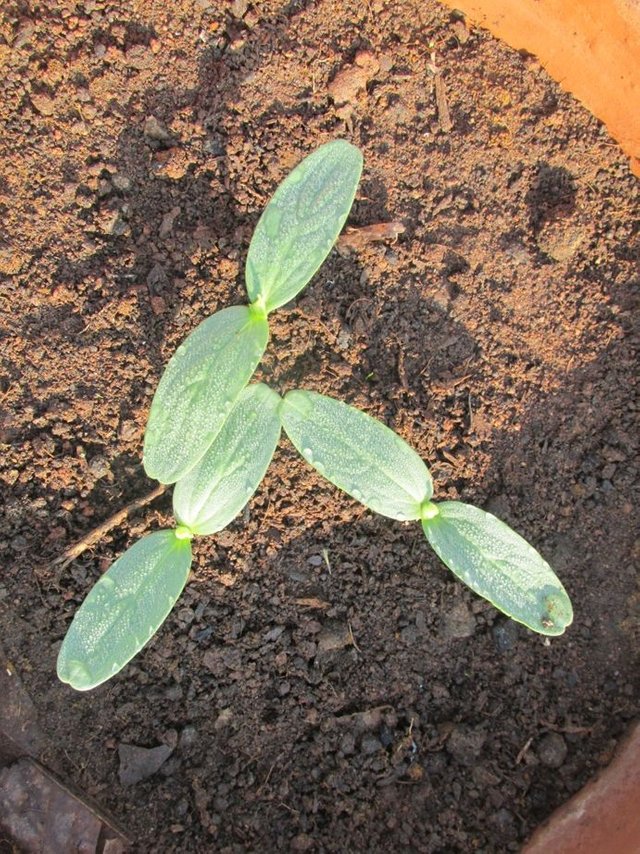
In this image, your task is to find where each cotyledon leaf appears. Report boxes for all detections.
[422,501,573,636]
[57,530,193,691]
[143,305,269,484]
[281,389,433,521]
[245,140,363,313]
[173,383,282,536]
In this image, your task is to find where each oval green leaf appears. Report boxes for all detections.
[281,389,433,521]
[57,530,193,691]
[143,305,269,484]
[173,383,282,535]
[245,140,363,313]
[422,501,573,636]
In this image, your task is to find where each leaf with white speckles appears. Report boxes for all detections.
[245,140,363,313]
[281,389,433,520]
[173,383,281,535]
[143,306,269,484]
[57,530,192,691]
[422,501,573,636]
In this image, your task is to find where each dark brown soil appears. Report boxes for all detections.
[1,1,639,851]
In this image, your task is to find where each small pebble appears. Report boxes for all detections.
[361,734,383,755]
[442,602,476,639]
[88,455,110,478]
[536,732,568,768]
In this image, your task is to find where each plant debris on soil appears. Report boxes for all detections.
[1,0,639,851]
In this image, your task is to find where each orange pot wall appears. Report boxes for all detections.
[522,721,640,853]
[438,0,640,176]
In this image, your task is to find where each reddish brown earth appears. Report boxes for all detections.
[438,0,640,176]
[1,1,639,851]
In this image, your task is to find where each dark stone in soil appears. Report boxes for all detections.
[118,743,174,786]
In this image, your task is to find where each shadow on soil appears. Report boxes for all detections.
[2,0,639,848]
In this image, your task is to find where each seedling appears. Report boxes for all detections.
[57,140,572,692]
[57,141,363,690]
[143,140,363,484]
[280,390,573,636]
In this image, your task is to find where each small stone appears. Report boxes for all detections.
[143,115,172,143]
[214,708,233,731]
[446,726,486,765]
[537,220,586,262]
[118,743,173,785]
[203,649,224,677]
[146,262,169,294]
[111,174,132,192]
[159,206,181,239]
[30,94,56,116]
[451,19,470,44]
[360,734,383,755]
[316,621,351,653]
[492,618,520,652]
[230,0,248,17]
[88,455,110,479]
[442,602,476,639]
[503,241,529,265]
[340,732,356,755]
[179,726,198,750]
[400,624,418,644]
[150,296,167,315]
[336,328,352,351]
[536,732,568,768]
[290,834,314,852]
[328,51,380,105]
[13,23,36,50]
[118,420,138,442]
[155,148,189,180]
[263,625,286,642]
[165,683,182,701]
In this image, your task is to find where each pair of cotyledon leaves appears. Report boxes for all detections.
[57,141,573,691]
[142,139,364,486]
[57,387,573,691]
[58,139,365,691]
[58,384,572,690]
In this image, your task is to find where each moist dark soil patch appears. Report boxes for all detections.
[1,1,639,851]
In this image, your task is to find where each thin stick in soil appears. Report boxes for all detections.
[49,484,167,571]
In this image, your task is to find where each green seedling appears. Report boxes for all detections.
[57,383,284,690]
[172,383,281,536]
[57,141,363,690]
[280,389,573,636]
[143,140,363,484]
[57,139,573,693]
[57,530,193,691]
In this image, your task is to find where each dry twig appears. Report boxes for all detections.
[50,484,167,571]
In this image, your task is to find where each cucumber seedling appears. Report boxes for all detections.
[57,141,363,690]
[57,140,572,692]
[280,389,573,637]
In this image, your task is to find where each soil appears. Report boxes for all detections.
[436,0,640,178]
[1,1,639,851]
